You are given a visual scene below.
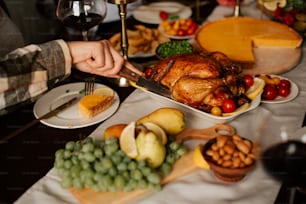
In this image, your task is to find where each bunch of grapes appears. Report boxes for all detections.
[54,137,187,192]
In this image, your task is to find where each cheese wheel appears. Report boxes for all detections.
[196,17,302,63]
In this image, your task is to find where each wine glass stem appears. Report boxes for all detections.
[82,30,89,41]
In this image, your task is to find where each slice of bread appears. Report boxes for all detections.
[78,88,115,118]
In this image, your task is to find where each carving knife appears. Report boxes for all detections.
[119,60,173,98]
[0,97,78,144]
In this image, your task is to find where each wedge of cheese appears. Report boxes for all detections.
[196,17,303,63]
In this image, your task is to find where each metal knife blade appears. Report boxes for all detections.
[135,77,171,98]
[0,97,78,144]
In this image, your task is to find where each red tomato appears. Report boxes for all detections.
[279,79,291,89]
[159,11,168,21]
[262,84,278,100]
[243,74,254,88]
[278,86,290,97]
[222,99,236,113]
[144,67,153,78]
[177,29,186,36]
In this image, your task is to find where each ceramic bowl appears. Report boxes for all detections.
[202,137,256,182]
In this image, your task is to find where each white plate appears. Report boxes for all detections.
[261,75,299,104]
[33,83,120,129]
[133,2,192,24]
[143,90,261,123]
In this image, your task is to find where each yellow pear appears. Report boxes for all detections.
[136,108,185,135]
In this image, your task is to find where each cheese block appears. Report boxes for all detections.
[195,17,303,63]
[78,94,114,118]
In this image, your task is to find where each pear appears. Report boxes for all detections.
[137,108,185,135]
[136,130,166,168]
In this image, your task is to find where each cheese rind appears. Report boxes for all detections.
[196,17,303,62]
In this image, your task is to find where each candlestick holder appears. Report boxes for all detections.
[109,0,136,87]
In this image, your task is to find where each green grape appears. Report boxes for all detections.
[108,167,118,177]
[137,160,146,168]
[131,169,143,180]
[94,161,105,173]
[70,165,82,177]
[100,157,113,170]
[147,172,161,184]
[64,160,73,169]
[93,148,103,158]
[73,177,84,190]
[84,177,95,188]
[84,152,95,162]
[137,179,148,189]
[141,166,152,177]
[111,154,123,164]
[61,176,73,189]
[74,142,82,151]
[169,141,180,151]
[71,155,80,165]
[117,162,127,172]
[104,143,119,156]
[127,161,137,171]
[93,172,104,182]
[82,143,95,153]
[176,146,188,157]
[114,175,126,189]
[63,150,72,159]
[57,168,70,177]
[104,137,117,145]
[165,153,176,164]
[81,160,90,170]
[121,170,130,180]
[55,149,65,159]
[148,183,161,192]
[159,162,172,176]
[54,158,65,169]
[65,141,75,151]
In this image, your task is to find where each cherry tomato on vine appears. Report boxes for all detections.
[222,99,236,113]
[159,11,168,21]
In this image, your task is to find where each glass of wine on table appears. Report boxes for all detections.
[56,0,107,41]
[256,114,306,204]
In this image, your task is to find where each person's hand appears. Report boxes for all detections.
[67,40,143,78]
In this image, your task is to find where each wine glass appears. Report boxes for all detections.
[56,0,107,41]
[256,113,306,204]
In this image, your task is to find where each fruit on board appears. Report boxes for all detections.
[136,108,185,135]
[245,77,266,100]
[119,122,138,159]
[103,123,127,139]
[193,144,210,169]
[136,129,166,168]
[141,122,168,145]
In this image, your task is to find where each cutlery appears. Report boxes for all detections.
[119,60,174,98]
[0,97,78,144]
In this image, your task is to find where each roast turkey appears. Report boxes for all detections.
[147,52,249,112]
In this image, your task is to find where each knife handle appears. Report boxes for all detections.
[0,119,40,144]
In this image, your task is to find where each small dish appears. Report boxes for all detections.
[203,137,256,182]
[260,75,299,104]
[33,83,120,129]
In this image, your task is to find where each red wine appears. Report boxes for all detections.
[261,140,306,188]
[62,13,104,31]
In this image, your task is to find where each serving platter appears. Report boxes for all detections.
[142,90,261,124]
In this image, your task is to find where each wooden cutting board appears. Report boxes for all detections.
[70,151,198,204]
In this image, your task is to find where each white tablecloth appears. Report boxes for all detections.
[15,2,306,204]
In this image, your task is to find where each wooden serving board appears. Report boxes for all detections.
[70,151,198,204]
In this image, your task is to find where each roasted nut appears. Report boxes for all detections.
[216,135,228,147]
[236,141,250,154]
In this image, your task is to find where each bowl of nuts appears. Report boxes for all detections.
[203,134,257,182]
